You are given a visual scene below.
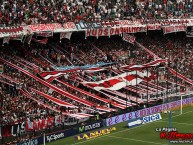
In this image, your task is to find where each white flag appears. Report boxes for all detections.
[60,32,72,40]
[3,37,10,45]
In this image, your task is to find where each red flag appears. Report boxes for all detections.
[47,117,54,127]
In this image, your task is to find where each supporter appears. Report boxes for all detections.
[0,29,193,145]
[0,0,192,26]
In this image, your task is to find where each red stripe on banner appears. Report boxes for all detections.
[84,67,106,72]
[77,77,129,109]
[14,55,39,69]
[31,88,77,108]
[0,73,20,84]
[168,67,193,85]
[124,75,136,81]
[20,89,93,119]
[19,89,68,115]
[122,59,167,70]
[0,79,14,86]
[39,69,79,81]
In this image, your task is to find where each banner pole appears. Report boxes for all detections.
[44,131,46,145]
[181,95,183,114]
[168,111,172,145]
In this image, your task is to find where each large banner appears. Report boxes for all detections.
[106,97,193,126]
[163,25,186,34]
[81,71,153,91]
[0,122,26,139]
[0,19,192,39]
[85,26,147,38]
[63,22,77,31]
[28,23,63,32]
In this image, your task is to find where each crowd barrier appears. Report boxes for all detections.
[106,96,193,126]
[15,120,104,144]
[12,95,193,145]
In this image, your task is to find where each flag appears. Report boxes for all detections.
[24,34,33,45]
[47,117,54,127]
[55,115,62,126]
[33,120,39,131]
[39,70,78,82]
[122,33,135,44]
[38,119,48,130]
[3,37,10,45]
[60,32,72,40]
[10,34,24,42]
[26,120,33,131]
[36,31,53,37]
[32,38,48,45]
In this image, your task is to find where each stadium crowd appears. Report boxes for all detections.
[0,0,193,144]
[0,0,193,26]
[138,33,193,82]
[1,33,192,127]
[0,33,192,144]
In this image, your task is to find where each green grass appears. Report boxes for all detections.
[46,106,193,145]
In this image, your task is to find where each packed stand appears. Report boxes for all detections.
[0,0,193,26]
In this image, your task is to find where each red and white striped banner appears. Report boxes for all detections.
[31,88,77,108]
[121,59,167,70]
[81,71,154,91]
[163,25,187,34]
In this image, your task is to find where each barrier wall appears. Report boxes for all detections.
[16,97,193,144]
[106,97,193,126]
[16,120,104,144]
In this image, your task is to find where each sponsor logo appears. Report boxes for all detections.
[142,113,162,124]
[122,114,127,122]
[75,127,116,141]
[46,133,65,142]
[128,113,162,128]
[115,116,120,124]
[79,122,102,133]
[135,111,139,118]
[107,118,113,126]
[128,117,143,128]
[128,119,143,127]
[128,112,133,119]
